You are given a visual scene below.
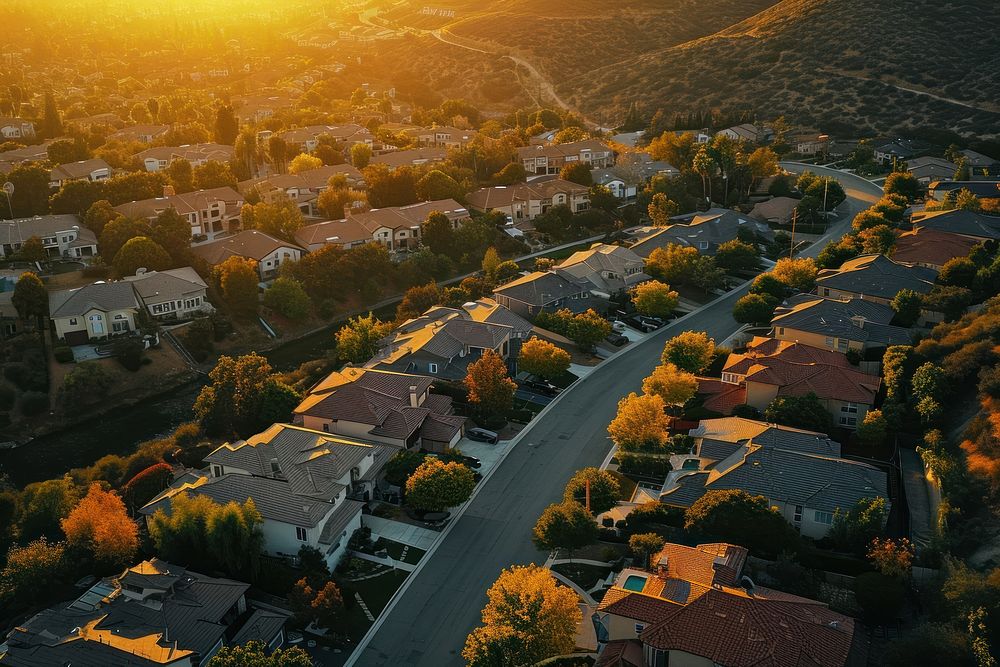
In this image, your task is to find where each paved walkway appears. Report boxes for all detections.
[363,516,439,551]
[351,550,417,573]
[899,448,934,551]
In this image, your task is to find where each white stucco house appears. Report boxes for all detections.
[49,281,141,345]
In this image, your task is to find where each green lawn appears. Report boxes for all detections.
[341,569,411,640]
[607,469,638,501]
[552,563,613,591]
[374,538,426,565]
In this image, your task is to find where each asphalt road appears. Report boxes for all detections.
[350,165,883,667]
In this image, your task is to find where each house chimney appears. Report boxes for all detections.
[163,184,176,197]
[409,385,419,408]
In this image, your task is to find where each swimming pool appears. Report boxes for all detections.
[0,277,14,292]
[622,574,648,592]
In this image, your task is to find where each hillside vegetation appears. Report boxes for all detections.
[576,0,1000,135]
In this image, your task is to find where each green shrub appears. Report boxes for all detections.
[19,391,49,416]
[53,346,74,363]
[172,422,203,447]
[617,453,672,478]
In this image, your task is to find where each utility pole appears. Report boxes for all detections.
[822,177,829,223]
[789,208,797,258]
[584,478,591,514]
[2,182,13,220]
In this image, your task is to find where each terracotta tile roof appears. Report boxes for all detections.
[639,587,857,667]
[594,639,643,667]
[697,378,748,414]
[653,542,748,587]
[892,228,979,268]
[190,229,303,265]
[597,586,681,624]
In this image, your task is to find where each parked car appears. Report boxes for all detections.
[611,320,627,332]
[636,315,665,328]
[605,332,629,347]
[622,315,657,332]
[523,379,560,396]
[461,454,482,469]
[467,427,499,444]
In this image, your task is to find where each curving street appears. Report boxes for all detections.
[348,165,883,667]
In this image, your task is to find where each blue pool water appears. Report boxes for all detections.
[0,278,14,292]
[623,575,647,592]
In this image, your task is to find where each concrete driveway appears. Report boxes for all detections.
[348,166,882,667]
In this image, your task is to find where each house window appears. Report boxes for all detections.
[842,402,859,414]
[825,337,835,349]
[793,505,803,523]
[778,327,784,335]
[114,313,126,320]
[837,338,849,353]
[823,288,831,296]
[814,510,834,525]
[322,423,330,433]
[295,527,309,542]
[112,321,129,333]
[699,242,709,250]
[89,313,104,335]
[69,318,78,326]
[212,465,223,477]
[428,363,438,373]
[634,623,645,634]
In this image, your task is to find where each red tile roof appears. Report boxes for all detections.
[892,228,979,268]
[697,378,748,415]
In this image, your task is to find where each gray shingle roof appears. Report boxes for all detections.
[911,209,1000,240]
[629,208,773,258]
[493,269,588,306]
[48,281,140,318]
[816,254,937,300]
[771,295,912,346]
[122,267,207,303]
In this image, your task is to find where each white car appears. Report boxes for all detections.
[611,320,627,332]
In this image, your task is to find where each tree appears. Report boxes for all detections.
[61,362,116,409]
[772,257,818,291]
[750,273,788,300]
[646,192,678,226]
[3,162,50,218]
[263,277,312,320]
[733,293,777,324]
[193,160,238,190]
[631,280,679,317]
[661,331,715,373]
[629,533,666,568]
[481,246,501,280]
[213,256,259,318]
[856,409,888,447]
[206,641,312,667]
[83,199,118,236]
[18,477,80,541]
[532,501,598,554]
[61,483,138,569]
[559,162,593,186]
[851,209,890,232]
[642,363,697,409]
[289,153,323,175]
[746,147,779,192]
[816,237,861,269]
[15,236,46,264]
[166,158,195,193]
[884,171,921,202]
[684,489,798,556]
[12,271,48,323]
[608,392,671,452]
[646,243,706,285]
[566,308,612,350]
[463,565,581,667]
[857,224,895,255]
[891,289,923,327]
[49,180,106,215]
[416,169,464,201]
[213,104,239,145]
[113,236,171,277]
[647,131,698,171]
[48,137,90,164]
[405,458,476,511]
[193,353,295,437]
[121,463,174,511]
[912,362,947,403]
[854,572,905,625]
[939,257,978,288]
[828,496,887,554]
[0,539,66,605]
[384,450,427,488]
[267,135,289,174]
[564,468,621,515]
[351,143,372,169]
[465,349,517,420]
[518,338,570,380]
[714,239,760,273]
[884,624,976,667]
[923,285,973,321]
[692,146,715,203]
[492,162,526,185]
[764,393,832,433]
[100,215,151,260]
[335,313,392,363]
[397,281,441,320]
[868,537,914,579]
[233,129,260,180]
[41,91,63,138]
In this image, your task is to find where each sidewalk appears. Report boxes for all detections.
[363,515,439,551]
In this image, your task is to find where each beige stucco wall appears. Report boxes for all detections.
[771,327,863,352]
[665,650,715,667]
[745,381,779,411]
[53,307,137,341]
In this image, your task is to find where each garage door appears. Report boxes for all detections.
[63,330,90,346]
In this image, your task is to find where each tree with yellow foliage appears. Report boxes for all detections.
[288,153,323,174]
[608,392,671,452]
[61,483,138,570]
[518,338,571,380]
[772,256,818,292]
[642,363,697,410]
[463,565,581,667]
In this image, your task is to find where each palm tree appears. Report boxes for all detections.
[693,147,715,207]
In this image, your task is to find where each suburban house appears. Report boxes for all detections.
[873,138,927,166]
[493,269,593,318]
[295,199,469,252]
[961,149,1000,175]
[371,147,447,170]
[892,228,980,270]
[910,208,1000,241]
[594,542,865,667]
[108,123,170,143]
[49,281,141,344]
[516,139,615,175]
[906,156,959,184]
[771,294,913,353]
[142,423,384,567]
[927,180,1000,201]
[556,243,649,298]
[135,143,235,172]
[716,123,771,144]
[294,367,465,452]
[279,124,373,153]
[815,254,937,306]
[793,131,830,155]
[659,417,889,538]
[465,178,591,223]
[240,164,365,216]
[591,154,678,200]
[750,196,799,225]
[0,143,50,173]
[190,229,304,283]
[628,208,774,258]
[459,297,534,340]
[370,306,516,380]
[701,337,881,428]
[114,186,245,240]
[0,214,98,260]
[49,158,112,188]
[0,559,288,667]
[0,292,19,339]
[0,117,36,139]
[123,267,211,320]
[403,125,478,149]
